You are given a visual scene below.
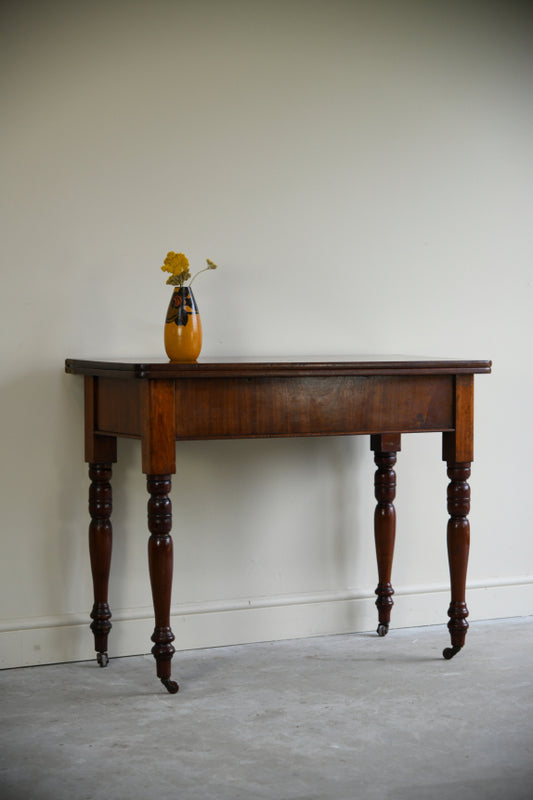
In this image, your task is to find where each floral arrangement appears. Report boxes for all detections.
[161,251,218,286]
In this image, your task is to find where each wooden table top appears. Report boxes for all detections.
[65,356,492,380]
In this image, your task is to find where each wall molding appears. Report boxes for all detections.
[1,576,532,669]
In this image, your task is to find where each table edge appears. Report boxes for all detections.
[65,358,492,379]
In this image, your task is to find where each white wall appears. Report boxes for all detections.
[1,0,532,669]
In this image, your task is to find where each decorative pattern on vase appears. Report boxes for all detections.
[164,287,202,362]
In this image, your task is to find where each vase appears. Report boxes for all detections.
[164,286,202,362]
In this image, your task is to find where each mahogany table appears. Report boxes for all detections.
[65,356,491,693]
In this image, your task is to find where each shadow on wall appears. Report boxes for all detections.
[165,434,371,604]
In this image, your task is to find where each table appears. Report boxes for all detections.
[65,356,491,693]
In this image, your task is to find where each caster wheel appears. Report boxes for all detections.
[377,623,389,637]
[443,645,461,660]
[161,678,179,694]
[97,652,109,668]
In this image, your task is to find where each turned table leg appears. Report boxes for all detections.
[147,474,178,693]
[371,434,401,637]
[443,461,471,659]
[88,463,113,667]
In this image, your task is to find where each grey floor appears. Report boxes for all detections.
[1,618,532,800]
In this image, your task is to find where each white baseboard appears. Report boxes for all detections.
[1,577,532,669]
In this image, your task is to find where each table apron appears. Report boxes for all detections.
[93,374,456,440]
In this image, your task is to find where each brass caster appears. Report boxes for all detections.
[161,678,179,694]
[96,652,109,668]
[443,645,462,660]
[377,623,389,637]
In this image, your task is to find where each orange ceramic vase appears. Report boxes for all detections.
[164,286,202,362]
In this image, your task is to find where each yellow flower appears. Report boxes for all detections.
[161,251,190,276]
[160,250,220,286]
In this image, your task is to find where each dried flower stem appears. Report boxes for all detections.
[161,252,218,286]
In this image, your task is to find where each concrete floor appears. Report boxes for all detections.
[1,617,532,800]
